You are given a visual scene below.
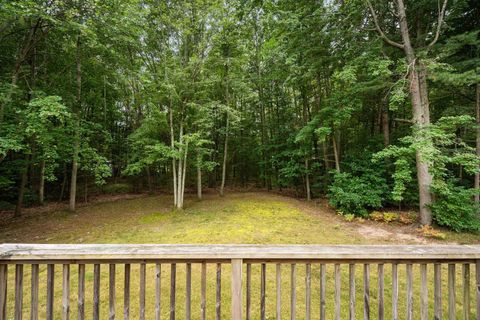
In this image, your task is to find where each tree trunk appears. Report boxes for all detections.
[39,159,45,205]
[332,132,341,172]
[381,102,390,147]
[59,164,67,202]
[197,155,202,200]
[397,0,434,225]
[14,156,29,217]
[475,84,480,203]
[146,166,153,193]
[69,35,82,212]
[169,106,178,207]
[220,115,229,197]
[305,158,311,201]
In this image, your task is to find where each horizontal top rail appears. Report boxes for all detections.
[0,244,480,262]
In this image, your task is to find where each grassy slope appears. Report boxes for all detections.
[0,192,478,319]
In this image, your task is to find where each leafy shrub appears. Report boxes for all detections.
[102,183,134,194]
[344,213,355,222]
[383,212,399,223]
[399,212,417,224]
[418,225,447,240]
[328,171,386,217]
[369,211,384,221]
[430,182,480,232]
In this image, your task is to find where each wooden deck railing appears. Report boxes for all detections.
[0,244,479,319]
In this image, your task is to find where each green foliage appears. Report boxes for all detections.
[102,183,134,194]
[430,182,480,233]
[328,171,386,217]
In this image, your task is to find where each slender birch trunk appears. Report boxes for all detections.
[220,115,229,197]
[197,154,202,200]
[332,132,340,172]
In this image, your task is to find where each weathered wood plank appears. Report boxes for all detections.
[155,264,161,320]
[216,263,221,320]
[291,264,296,320]
[124,264,130,320]
[93,264,100,320]
[109,264,115,320]
[46,264,54,320]
[201,263,206,320]
[306,263,311,320]
[349,264,355,320]
[1,244,480,261]
[0,265,6,320]
[170,263,176,320]
[62,264,70,320]
[30,264,39,320]
[14,264,23,320]
[276,264,280,320]
[231,259,242,320]
[139,263,146,320]
[261,263,266,320]
[448,264,456,320]
[434,263,442,320]
[78,264,85,320]
[476,260,480,320]
[363,264,369,320]
[320,264,326,320]
[406,263,413,320]
[392,263,398,320]
[185,263,191,320]
[246,263,251,320]
[377,264,384,320]
[334,264,341,320]
[462,263,470,320]
[420,264,428,320]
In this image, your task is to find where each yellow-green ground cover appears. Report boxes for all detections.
[0,192,478,319]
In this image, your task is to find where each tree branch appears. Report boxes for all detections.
[427,0,448,49]
[365,0,404,50]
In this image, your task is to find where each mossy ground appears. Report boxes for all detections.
[0,192,478,319]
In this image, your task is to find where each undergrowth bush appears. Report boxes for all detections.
[328,171,387,217]
[430,182,480,232]
[102,183,134,194]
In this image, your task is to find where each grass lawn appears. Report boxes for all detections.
[0,192,479,319]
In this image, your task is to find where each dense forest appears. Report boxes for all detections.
[0,0,479,232]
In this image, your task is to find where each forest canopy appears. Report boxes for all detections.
[0,0,479,232]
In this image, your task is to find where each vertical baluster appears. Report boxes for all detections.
[392,263,398,320]
[0,265,6,320]
[200,263,206,320]
[124,264,130,320]
[14,265,23,320]
[93,264,100,320]
[463,264,470,320]
[363,264,370,320]
[378,264,384,320]
[170,263,176,320]
[109,264,115,320]
[62,264,70,320]
[320,264,326,320]
[261,263,266,320]
[231,259,242,320]
[78,264,85,320]
[139,263,146,320]
[155,264,161,320]
[246,263,251,320]
[420,264,428,320]
[449,264,456,320]
[216,263,221,320]
[349,264,355,320]
[406,264,413,320]
[30,264,39,320]
[276,264,281,320]
[476,260,480,320]
[185,263,191,320]
[306,264,311,320]
[434,263,442,320]
[46,264,54,320]
[334,264,341,320]
[290,264,296,320]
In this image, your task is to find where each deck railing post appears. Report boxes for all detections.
[231,258,243,320]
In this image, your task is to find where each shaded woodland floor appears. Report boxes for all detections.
[1,191,478,244]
